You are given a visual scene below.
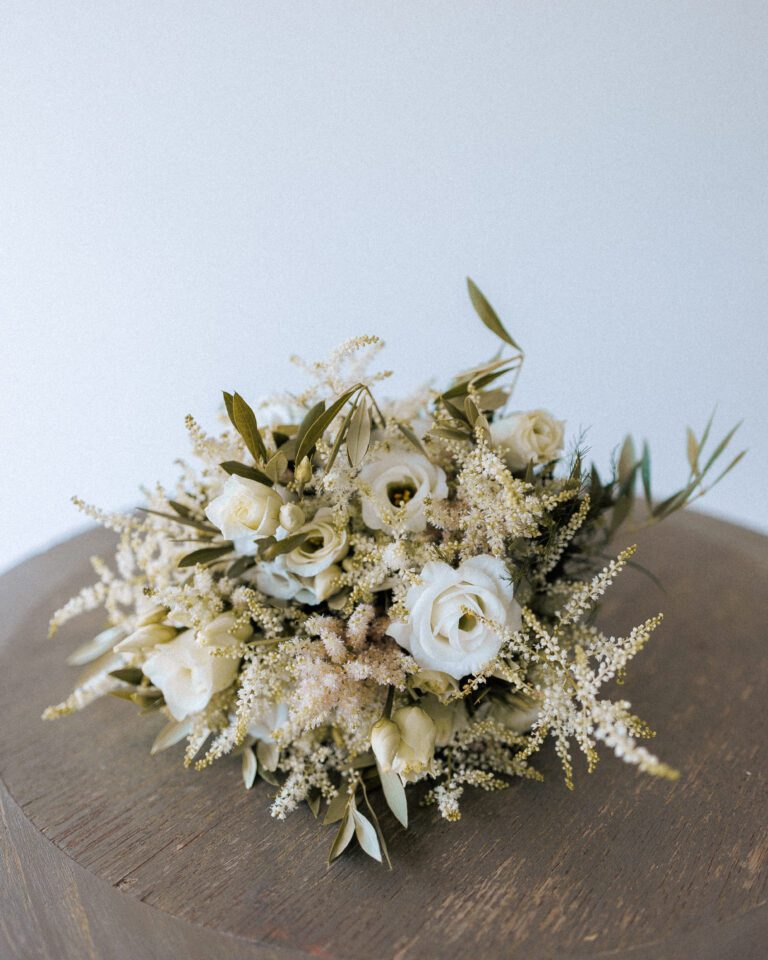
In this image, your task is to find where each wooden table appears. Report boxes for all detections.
[1,512,766,960]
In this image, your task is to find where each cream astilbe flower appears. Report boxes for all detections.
[388,556,522,679]
[358,448,448,534]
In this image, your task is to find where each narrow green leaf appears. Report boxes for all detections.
[347,395,372,468]
[294,400,325,456]
[108,667,144,684]
[686,427,699,476]
[138,507,217,534]
[66,625,124,667]
[260,531,309,561]
[232,392,268,463]
[223,391,235,423]
[241,747,257,789]
[178,543,233,568]
[379,769,408,828]
[227,556,254,579]
[326,401,356,472]
[710,448,747,487]
[323,789,351,826]
[467,277,523,352]
[295,386,362,465]
[352,809,382,862]
[429,425,472,443]
[396,420,428,456]
[701,421,743,476]
[618,436,636,485]
[328,810,356,862]
[219,461,274,487]
[640,442,652,508]
[152,718,192,755]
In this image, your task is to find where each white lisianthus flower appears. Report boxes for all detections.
[388,556,521,679]
[358,448,448,533]
[371,705,436,782]
[204,475,283,555]
[283,507,348,577]
[252,557,343,607]
[490,409,565,470]
[247,698,289,743]
[143,613,252,721]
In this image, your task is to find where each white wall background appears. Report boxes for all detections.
[1,1,766,575]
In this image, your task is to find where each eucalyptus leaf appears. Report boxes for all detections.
[467,277,523,352]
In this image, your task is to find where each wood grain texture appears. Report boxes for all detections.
[0,513,766,960]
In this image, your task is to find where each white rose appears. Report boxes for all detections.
[143,613,251,720]
[388,556,521,679]
[358,448,448,534]
[490,410,565,470]
[371,705,436,782]
[205,475,283,555]
[283,507,348,577]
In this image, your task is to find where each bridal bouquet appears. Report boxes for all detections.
[45,281,744,865]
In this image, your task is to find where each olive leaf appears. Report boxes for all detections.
[396,420,428,456]
[379,768,408,828]
[178,543,233,568]
[352,808,382,862]
[219,460,274,487]
[295,385,363,465]
[260,531,309,561]
[347,394,372,468]
[225,392,268,463]
[467,277,523,352]
[138,507,217,534]
[328,809,356,863]
[151,718,192,755]
[323,790,352,826]
[241,747,257,789]
[66,625,124,667]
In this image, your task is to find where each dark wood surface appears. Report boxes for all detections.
[1,512,766,960]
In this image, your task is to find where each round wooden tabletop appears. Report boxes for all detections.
[1,512,766,960]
